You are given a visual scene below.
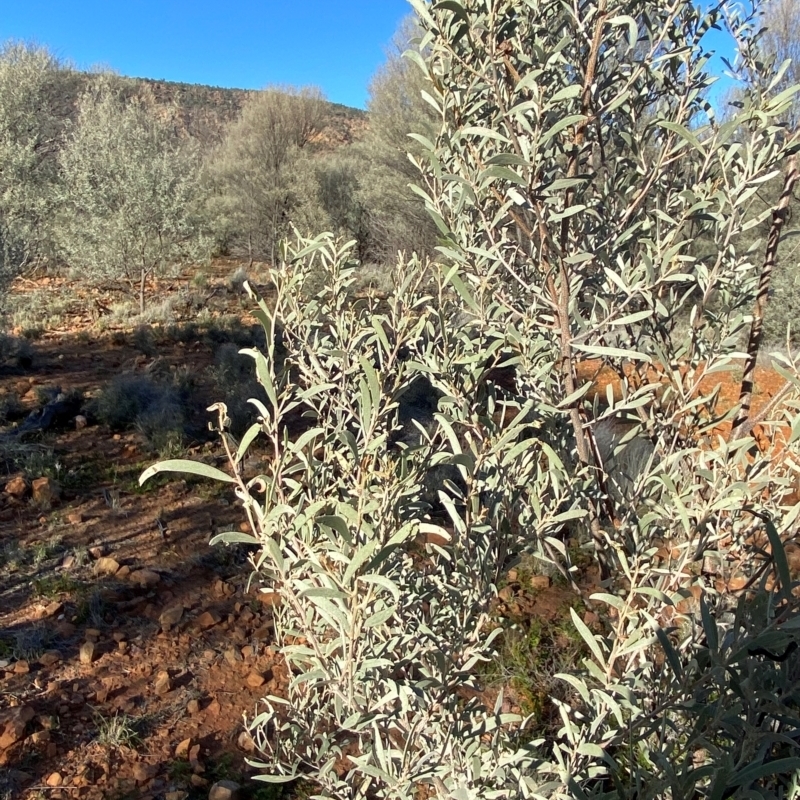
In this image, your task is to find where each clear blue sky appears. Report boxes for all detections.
[0,1,739,112]
[0,1,411,109]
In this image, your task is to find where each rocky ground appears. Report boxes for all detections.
[0,264,295,800]
[0,261,797,800]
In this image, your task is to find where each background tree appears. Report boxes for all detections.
[723,0,800,345]
[0,43,78,311]
[57,78,207,314]
[760,0,800,127]
[354,15,440,263]
[205,86,328,265]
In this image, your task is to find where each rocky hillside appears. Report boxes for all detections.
[130,76,368,147]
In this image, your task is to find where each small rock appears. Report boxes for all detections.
[166,792,189,800]
[191,774,208,787]
[197,610,220,630]
[129,569,160,588]
[43,601,63,618]
[93,557,120,577]
[38,650,62,667]
[727,575,749,592]
[507,569,518,582]
[4,476,29,498]
[66,512,84,525]
[237,731,255,753]
[159,604,184,630]
[132,762,157,783]
[45,772,63,787]
[583,611,600,628]
[175,738,192,758]
[186,699,200,715]
[0,705,35,750]
[112,631,126,643]
[529,575,552,591]
[88,545,107,559]
[498,585,514,602]
[209,779,242,800]
[14,660,30,674]
[116,565,131,578]
[74,415,88,430]
[189,743,202,766]
[256,591,281,607]
[206,699,221,718]
[245,671,265,689]
[223,648,242,667]
[154,671,172,695]
[32,477,60,506]
[85,627,102,638]
[55,621,76,637]
[61,554,76,570]
[79,642,96,665]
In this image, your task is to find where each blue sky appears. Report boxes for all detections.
[0,1,741,112]
[0,1,411,109]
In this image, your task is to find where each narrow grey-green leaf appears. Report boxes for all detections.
[140,459,235,486]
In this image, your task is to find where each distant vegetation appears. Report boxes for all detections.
[0,24,438,318]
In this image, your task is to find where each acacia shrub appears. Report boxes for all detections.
[0,43,78,307]
[57,78,208,314]
[205,86,329,265]
[141,0,800,796]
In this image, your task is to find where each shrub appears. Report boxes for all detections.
[0,43,78,298]
[142,0,800,797]
[205,86,329,265]
[131,324,157,357]
[0,333,33,369]
[57,77,208,314]
[95,373,186,453]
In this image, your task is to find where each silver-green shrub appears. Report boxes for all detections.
[0,43,77,307]
[57,77,208,314]
[142,0,800,796]
[204,86,329,265]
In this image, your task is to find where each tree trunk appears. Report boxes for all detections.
[139,269,146,315]
[730,156,798,440]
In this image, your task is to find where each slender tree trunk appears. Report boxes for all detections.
[139,268,146,315]
[731,156,798,440]
[556,0,609,576]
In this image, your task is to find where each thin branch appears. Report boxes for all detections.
[731,155,799,440]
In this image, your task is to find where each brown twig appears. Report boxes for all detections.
[731,156,799,440]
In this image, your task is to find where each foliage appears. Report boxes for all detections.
[0,42,77,307]
[95,373,187,454]
[205,86,329,265]
[759,0,800,128]
[142,0,800,797]
[345,15,440,264]
[57,77,208,313]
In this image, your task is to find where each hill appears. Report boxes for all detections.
[131,76,368,147]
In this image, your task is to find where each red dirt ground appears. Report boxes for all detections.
[0,264,796,799]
